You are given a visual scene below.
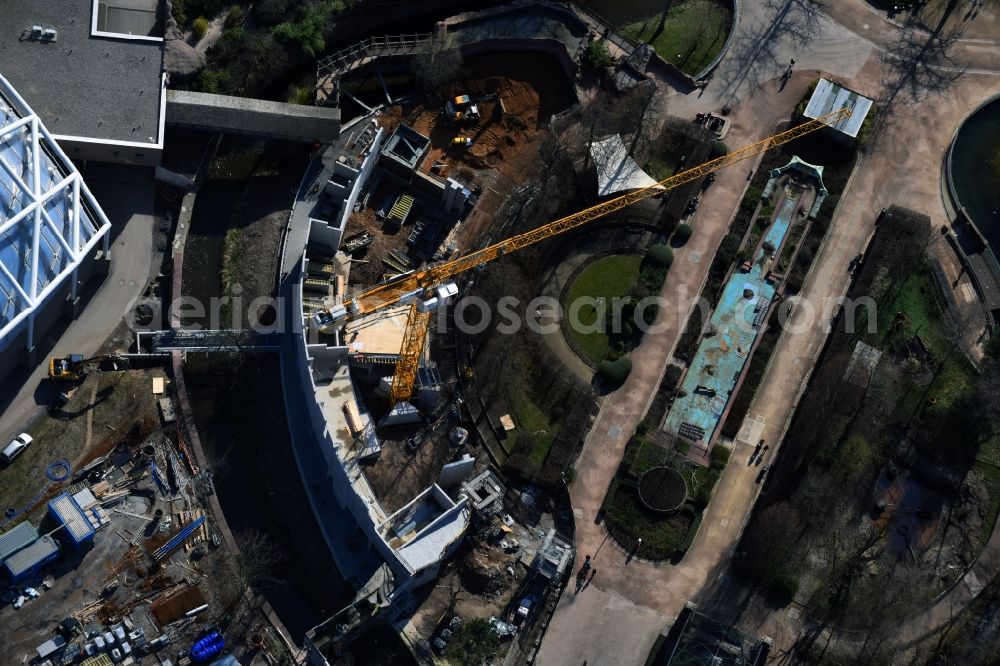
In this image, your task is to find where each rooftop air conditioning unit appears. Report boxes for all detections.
[31,26,43,36]
[42,28,57,41]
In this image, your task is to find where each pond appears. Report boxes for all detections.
[950,95,1000,248]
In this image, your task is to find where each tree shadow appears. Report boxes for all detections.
[870,18,968,141]
[713,0,829,104]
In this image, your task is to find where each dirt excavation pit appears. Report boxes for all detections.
[379,51,575,181]
[344,51,575,287]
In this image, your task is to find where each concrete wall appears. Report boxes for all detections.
[58,136,163,167]
[339,126,384,233]
[291,250,411,584]
[308,218,345,255]
[166,90,342,144]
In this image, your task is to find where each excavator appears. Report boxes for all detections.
[444,93,499,122]
[312,108,851,406]
[48,354,129,382]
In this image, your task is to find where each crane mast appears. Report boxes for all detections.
[323,107,851,404]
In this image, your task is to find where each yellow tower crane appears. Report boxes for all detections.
[314,107,851,404]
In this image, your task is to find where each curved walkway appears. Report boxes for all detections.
[538,223,658,384]
[539,2,1000,664]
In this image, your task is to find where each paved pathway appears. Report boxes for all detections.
[538,75,829,665]
[540,2,1000,664]
[0,172,155,446]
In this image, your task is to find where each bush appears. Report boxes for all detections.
[195,67,233,94]
[673,224,693,246]
[710,140,728,158]
[171,0,188,26]
[646,244,674,268]
[710,445,730,470]
[224,5,244,29]
[581,38,614,71]
[272,0,354,57]
[192,16,209,39]
[740,187,763,215]
[599,357,633,385]
[715,234,741,272]
[765,570,800,605]
[253,0,290,26]
[445,619,500,665]
[273,14,326,57]
[694,469,719,508]
[189,0,223,18]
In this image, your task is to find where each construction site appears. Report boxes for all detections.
[0,355,296,665]
[336,51,575,287]
[6,0,1000,665]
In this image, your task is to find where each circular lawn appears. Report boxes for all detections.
[563,254,642,364]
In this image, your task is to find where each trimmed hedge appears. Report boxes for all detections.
[673,224,693,246]
[599,356,633,385]
[646,244,674,268]
[710,444,731,470]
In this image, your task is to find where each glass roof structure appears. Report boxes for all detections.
[0,73,111,349]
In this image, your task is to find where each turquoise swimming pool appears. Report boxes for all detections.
[664,192,799,450]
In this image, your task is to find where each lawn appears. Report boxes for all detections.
[644,155,677,182]
[858,268,977,417]
[620,0,733,77]
[867,270,944,348]
[565,254,642,363]
[507,391,559,468]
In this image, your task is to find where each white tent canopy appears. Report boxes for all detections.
[590,135,664,197]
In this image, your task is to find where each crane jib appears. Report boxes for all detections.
[336,107,849,330]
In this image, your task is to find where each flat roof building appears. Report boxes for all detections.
[48,492,96,548]
[803,78,873,140]
[3,534,59,583]
[0,521,39,562]
[0,73,112,378]
[0,0,166,164]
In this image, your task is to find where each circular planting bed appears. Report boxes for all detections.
[638,466,688,514]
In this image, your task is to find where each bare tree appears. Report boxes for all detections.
[411,40,464,91]
[219,528,286,605]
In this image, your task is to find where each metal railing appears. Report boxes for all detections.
[315,33,431,105]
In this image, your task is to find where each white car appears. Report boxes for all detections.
[23,587,39,598]
[13,595,26,609]
[1,433,32,463]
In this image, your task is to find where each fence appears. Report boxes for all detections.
[315,34,432,106]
